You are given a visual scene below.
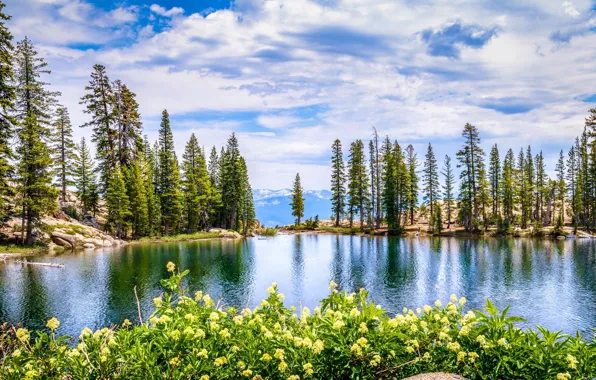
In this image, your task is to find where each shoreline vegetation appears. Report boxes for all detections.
[1,264,594,379]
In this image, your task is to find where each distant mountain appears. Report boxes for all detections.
[253,189,332,227]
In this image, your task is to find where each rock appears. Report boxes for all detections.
[220,230,242,239]
[83,243,95,249]
[102,239,113,247]
[51,236,70,247]
[83,238,104,247]
[209,228,224,233]
[51,231,79,249]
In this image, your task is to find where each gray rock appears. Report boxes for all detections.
[83,243,95,249]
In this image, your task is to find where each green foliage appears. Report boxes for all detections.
[405,144,418,226]
[16,112,57,244]
[532,221,544,237]
[423,143,441,219]
[51,106,75,202]
[3,267,596,379]
[291,173,305,226]
[442,155,455,228]
[136,231,220,243]
[158,110,183,235]
[0,1,14,221]
[125,160,149,238]
[105,166,131,238]
[456,123,484,232]
[258,228,278,236]
[182,133,214,233]
[330,139,346,227]
[73,137,98,217]
[347,140,370,230]
[302,215,319,230]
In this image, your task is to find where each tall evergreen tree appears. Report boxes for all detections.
[0,1,14,219]
[517,148,529,228]
[79,64,116,191]
[372,127,382,228]
[113,80,143,166]
[291,173,305,226]
[501,149,515,223]
[525,146,535,223]
[220,133,244,230]
[14,37,59,127]
[555,150,566,222]
[566,145,579,227]
[422,143,440,219]
[442,155,455,228]
[381,137,398,233]
[238,157,255,234]
[330,139,346,227]
[105,166,131,239]
[368,140,376,229]
[456,123,484,231]
[182,134,213,232]
[51,106,75,203]
[347,140,370,230]
[534,151,547,223]
[405,144,418,225]
[143,137,161,236]
[207,146,222,227]
[125,161,148,238]
[73,137,97,216]
[16,112,57,244]
[488,144,500,219]
[158,109,182,235]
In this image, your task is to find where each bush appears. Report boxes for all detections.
[258,228,278,236]
[1,266,595,379]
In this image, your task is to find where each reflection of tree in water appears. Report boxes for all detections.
[383,237,415,289]
[291,234,305,300]
[429,237,442,254]
[20,267,49,332]
[330,235,344,287]
[347,236,367,291]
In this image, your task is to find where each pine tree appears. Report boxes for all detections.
[372,127,382,228]
[517,148,529,228]
[113,80,143,166]
[80,64,116,191]
[158,109,182,235]
[501,149,515,223]
[207,146,222,227]
[555,150,565,222]
[368,140,376,229]
[220,133,245,230]
[381,137,398,233]
[525,146,535,223]
[51,106,75,203]
[488,144,500,220]
[566,145,578,227]
[394,141,410,229]
[291,173,305,226]
[16,111,57,244]
[442,155,455,228]
[405,144,418,225]
[105,166,131,239]
[182,134,213,232]
[0,1,14,219]
[534,151,547,223]
[422,143,440,219]
[73,137,97,216]
[330,139,346,227]
[125,161,149,238]
[456,123,484,231]
[347,140,370,230]
[14,37,59,127]
[238,157,255,234]
[143,137,161,236]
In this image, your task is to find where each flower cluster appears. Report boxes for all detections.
[1,266,595,379]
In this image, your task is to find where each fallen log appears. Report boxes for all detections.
[15,260,64,268]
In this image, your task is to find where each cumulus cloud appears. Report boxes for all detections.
[5,0,596,188]
[561,1,580,17]
[149,4,184,17]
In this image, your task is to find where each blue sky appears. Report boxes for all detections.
[6,0,596,189]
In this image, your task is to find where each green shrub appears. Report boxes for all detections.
[258,228,277,236]
[2,265,595,379]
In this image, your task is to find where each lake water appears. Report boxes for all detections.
[1,234,596,338]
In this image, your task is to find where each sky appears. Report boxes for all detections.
[5,0,596,190]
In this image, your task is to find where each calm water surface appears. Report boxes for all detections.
[1,235,596,337]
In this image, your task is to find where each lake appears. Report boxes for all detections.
[1,234,596,338]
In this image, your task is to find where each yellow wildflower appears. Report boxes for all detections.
[370,354,381,367]
[457,351,467,362]
[153,297,163,307]
[566,354,578,369]
[497,338,507,347]
[313,339,324,354]
[459,297,467,305]
[288,376,300,380]
[468,352,479,363]
[350,343,362,356]
[359,322,368,333]
[278,361,288,372]
[423,305,432,313]
[214,356,228,366]
[274,348,285,360]
[357,337,368,347]
[435,300,442,308]
[16,328,30,343]
[556,373,571,380]
[200,376,210,380]
[242,369,253,377]
[122,319,132,327]
[46,317,60,331]
[332,320,345,330]
[303,363,314,376]
[198,349,208,358]
[302,337,313,348]
[261,353,272,361]
[329,280,338,289]
[350,308,361,318]
[423,352,431,360]
[166,261,176,273]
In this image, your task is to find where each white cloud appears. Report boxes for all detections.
[149,4,184,17]
[6,0,596,189]
[561,1,580,17]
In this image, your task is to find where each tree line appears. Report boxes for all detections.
[329,117,596,235]
[0,2,255,244]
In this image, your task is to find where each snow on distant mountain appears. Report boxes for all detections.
[253,189,332,227]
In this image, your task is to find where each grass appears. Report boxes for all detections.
[317,225,361,234]
[135,231,222,243]
[0,243,48,255]
[257,228,278,236]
